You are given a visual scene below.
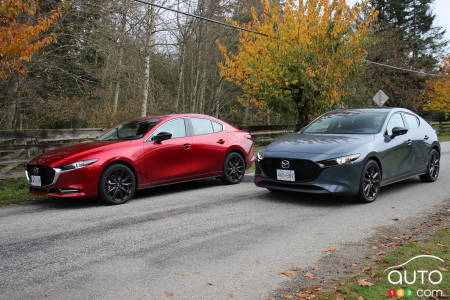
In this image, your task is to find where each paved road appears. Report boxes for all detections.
[1,143,449,300]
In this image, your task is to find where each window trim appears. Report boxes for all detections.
[385,112,406,136]
[145,117,188,142]
[402,112,421,129]
[211,120,224,133]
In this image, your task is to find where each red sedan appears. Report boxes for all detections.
[26,114,255,204]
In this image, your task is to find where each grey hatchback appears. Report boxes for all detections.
[255,108,440,203]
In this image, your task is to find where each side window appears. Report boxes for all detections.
[191,118,214,135]
[152,118,186,139]
[212,121,224,133]
[404,113,420,129]
[386,113,405,136]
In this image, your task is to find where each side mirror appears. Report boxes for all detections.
[153,132,172,144]
[391,127,408,138]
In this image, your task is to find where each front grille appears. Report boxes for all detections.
[26,165,55,186]
[260,158,322,182]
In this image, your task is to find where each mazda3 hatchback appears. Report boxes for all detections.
[27,114,254,204]
[255,108,440,203]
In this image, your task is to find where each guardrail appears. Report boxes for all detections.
[0,126,294,179]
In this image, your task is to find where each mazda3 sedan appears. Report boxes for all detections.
[255,108,440,203]
[27,114,254,204]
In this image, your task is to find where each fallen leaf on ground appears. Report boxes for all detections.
[279,270,299,277]
[371,246,379,250]
[304,272,315,279]
[377,251,386,255]
[437,243,447,248]
[280,295,294,299]
[255,259,262,264]
[437,227,449,231]
[358,279,374,287]
[41,294,55,298]
[336,295,347,300]
[207,282,216,286]
[228,293,236,298]
[391,218,400,221]
[351,263,358,267]
[370,273,377,278]
[164,291,174,297]
[391,206,395,209]
[357,296,365,300]
[296,292,310,297]
[368,239,379,242]
[323,247,337,252]
[438,267,448,272]
[421,250,432,255]
[363,266,372,272]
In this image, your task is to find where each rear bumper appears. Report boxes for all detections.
[254,160,364,196]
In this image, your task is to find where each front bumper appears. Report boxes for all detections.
[26,164,101,199]
[254,160,364,196]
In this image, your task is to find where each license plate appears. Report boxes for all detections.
[276,169,295,182]
[30,175,41,187]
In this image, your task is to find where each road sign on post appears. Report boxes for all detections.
[373,90,389,107]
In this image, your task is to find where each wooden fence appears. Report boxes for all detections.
[0,126,294,180]
[430,121,450,136]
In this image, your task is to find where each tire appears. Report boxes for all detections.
[99,163,136,205]
[420,149,440,183]
[221,152,246,184]
[356,160,381,203]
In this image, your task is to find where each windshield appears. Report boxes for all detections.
[303,111,388,134]
[97,119,162,141]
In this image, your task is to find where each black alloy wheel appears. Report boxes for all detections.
[357,160,381,203]
[99,164,136,204]
[222,152,246,184]
[420,149,440,182]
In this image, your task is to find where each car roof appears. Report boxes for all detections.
[133,113,221,121]
[330,107,413,114]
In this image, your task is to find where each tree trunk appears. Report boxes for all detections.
[113,4,127,114]
[141,5,155,117]
[6,75,19,129]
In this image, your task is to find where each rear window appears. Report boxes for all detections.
[212,121,224,133]
[191,118,214,135]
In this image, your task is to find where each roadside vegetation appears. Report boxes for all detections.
[0,177,40,206]
[439,135,450,142]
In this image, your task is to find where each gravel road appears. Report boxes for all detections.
[1,143,449,300]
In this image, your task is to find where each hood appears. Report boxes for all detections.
[28,141,126,167]
[264,133,374,156]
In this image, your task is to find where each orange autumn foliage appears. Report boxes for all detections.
[0,0,60,80]
[424,56,450,116]
[217,0,377,124]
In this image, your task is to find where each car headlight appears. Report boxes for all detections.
[256,152,264,162]
[320,154,360,167]
[56,159,99,172]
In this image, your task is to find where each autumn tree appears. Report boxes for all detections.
[0,0,59,80]
[217,0,377,127]
[424,56,450,116]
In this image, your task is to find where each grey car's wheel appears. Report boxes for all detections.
[99,164,136,205]
[420,149,440,182]
[222,152,245,184]
[357,160,381,203]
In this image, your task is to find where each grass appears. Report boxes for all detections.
[0,177,41,206]
[439,135,450,142]
[319,229,450,299]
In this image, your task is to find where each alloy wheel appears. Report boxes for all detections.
[225,154,245,183]
[428,152,440,180]
[104,167,134,203]
[362,163,381,201]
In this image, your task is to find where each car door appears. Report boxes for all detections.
[403,113,428,171]
[188,117,228,177]
[141,118,193,186]
[380,112,413,181]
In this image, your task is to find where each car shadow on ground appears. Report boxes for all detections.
[257,177,423,207]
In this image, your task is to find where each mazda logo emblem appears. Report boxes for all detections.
[281,160,290,169]
[32,167,39,175]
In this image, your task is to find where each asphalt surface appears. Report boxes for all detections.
[1,143,449,300]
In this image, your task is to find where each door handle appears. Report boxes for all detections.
[406,139,412,146]
[217,139,225,144]
[424,135,429,140]
[183,143,191,150]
